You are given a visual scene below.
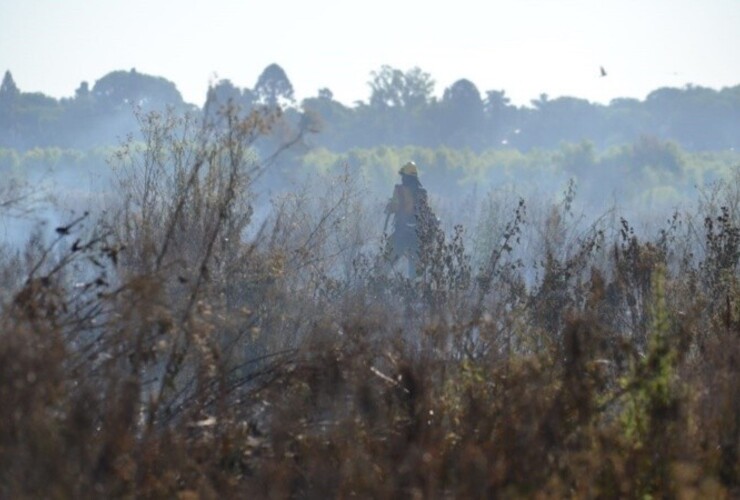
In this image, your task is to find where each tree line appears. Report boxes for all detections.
[1,64,739,152]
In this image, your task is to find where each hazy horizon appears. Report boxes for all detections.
[2,0,739,107]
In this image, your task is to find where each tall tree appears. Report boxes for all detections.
[368,65,435,109]
[439,78,485,147]
[0,70,20,102]
[0,70,20,147]
[443,79,483,114]
[254,63,295,108]
[484,89,518,146]
[92,68,185,112]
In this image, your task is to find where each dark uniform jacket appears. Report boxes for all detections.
[385,183,434,255]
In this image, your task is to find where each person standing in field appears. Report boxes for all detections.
[384,161,439,278]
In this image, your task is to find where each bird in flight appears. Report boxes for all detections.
[600,66,607,77]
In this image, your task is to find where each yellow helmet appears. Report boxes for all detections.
[399,161,418,176]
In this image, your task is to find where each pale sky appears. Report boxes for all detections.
[1,0,739,107]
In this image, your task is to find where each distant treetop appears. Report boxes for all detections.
[254,63,295,108]
[0,70,20,100]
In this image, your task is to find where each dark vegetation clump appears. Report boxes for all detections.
[1,108,739,499]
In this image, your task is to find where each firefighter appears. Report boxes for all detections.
[384,161,438,277]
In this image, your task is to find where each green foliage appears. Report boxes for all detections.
[614,266,685,495]
[300,142,739,212]
[618,267,676,439]
[556,140,596,176]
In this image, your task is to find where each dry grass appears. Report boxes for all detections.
[1,108,738,499]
